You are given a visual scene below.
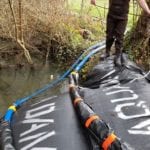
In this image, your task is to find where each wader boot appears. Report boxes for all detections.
[100,35,114,61]
[114,49,123,67]
[100,49,110,61]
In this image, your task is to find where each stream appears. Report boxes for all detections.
[0,63,68,118]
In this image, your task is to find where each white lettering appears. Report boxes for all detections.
[111,94,138,103]
[31,96,57,107]
[25,103,55,119]
[128,119,150,135]
[19,132,46,143]
[21,131,56,150]
[22,119,54,124]
[115,102,150,120]
[103,83,150,136]
[20,101,57,149]
[106,89,134,95]
[21,124,49,137]
[103,84,129,92]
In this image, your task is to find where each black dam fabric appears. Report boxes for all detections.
[1,54,150,150]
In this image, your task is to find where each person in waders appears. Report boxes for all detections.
[91,0,150,66]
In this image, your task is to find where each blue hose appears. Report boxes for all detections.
[75,44,106,72]
[4,41,105,122]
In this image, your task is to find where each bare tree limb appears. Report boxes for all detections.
[8,0,18,40]
[7,0,33,64]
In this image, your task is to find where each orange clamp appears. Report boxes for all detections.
[85,115,99,128]
[102,133,117,150]
[74,97,83,107]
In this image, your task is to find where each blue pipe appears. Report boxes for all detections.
[14,41,105,107]
[75,44,106,72]
[4,41,105,122]
[4,109,15,122]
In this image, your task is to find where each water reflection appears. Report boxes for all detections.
[0,64,67,118]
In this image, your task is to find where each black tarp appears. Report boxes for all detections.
[10,93,90,150]
[1,54,150,150]
[82,54,150,150]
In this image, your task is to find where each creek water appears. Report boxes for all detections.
[0,63,68,118]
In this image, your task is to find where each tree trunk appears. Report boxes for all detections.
[126,0,150,70]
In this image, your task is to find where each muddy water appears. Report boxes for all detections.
[0,64,68,118]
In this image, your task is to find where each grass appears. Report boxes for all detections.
[68,0,141,28]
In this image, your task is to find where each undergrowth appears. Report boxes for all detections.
[0,0,105,67]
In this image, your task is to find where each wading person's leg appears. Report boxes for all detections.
[100,15,116,60]
[114,19,127,66]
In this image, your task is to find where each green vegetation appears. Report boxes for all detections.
[0,0,104,68]
[0,0,148,70]
[68,0,141,27]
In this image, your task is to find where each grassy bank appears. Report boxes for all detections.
[0,0,143,68]
[0,0,105,68]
